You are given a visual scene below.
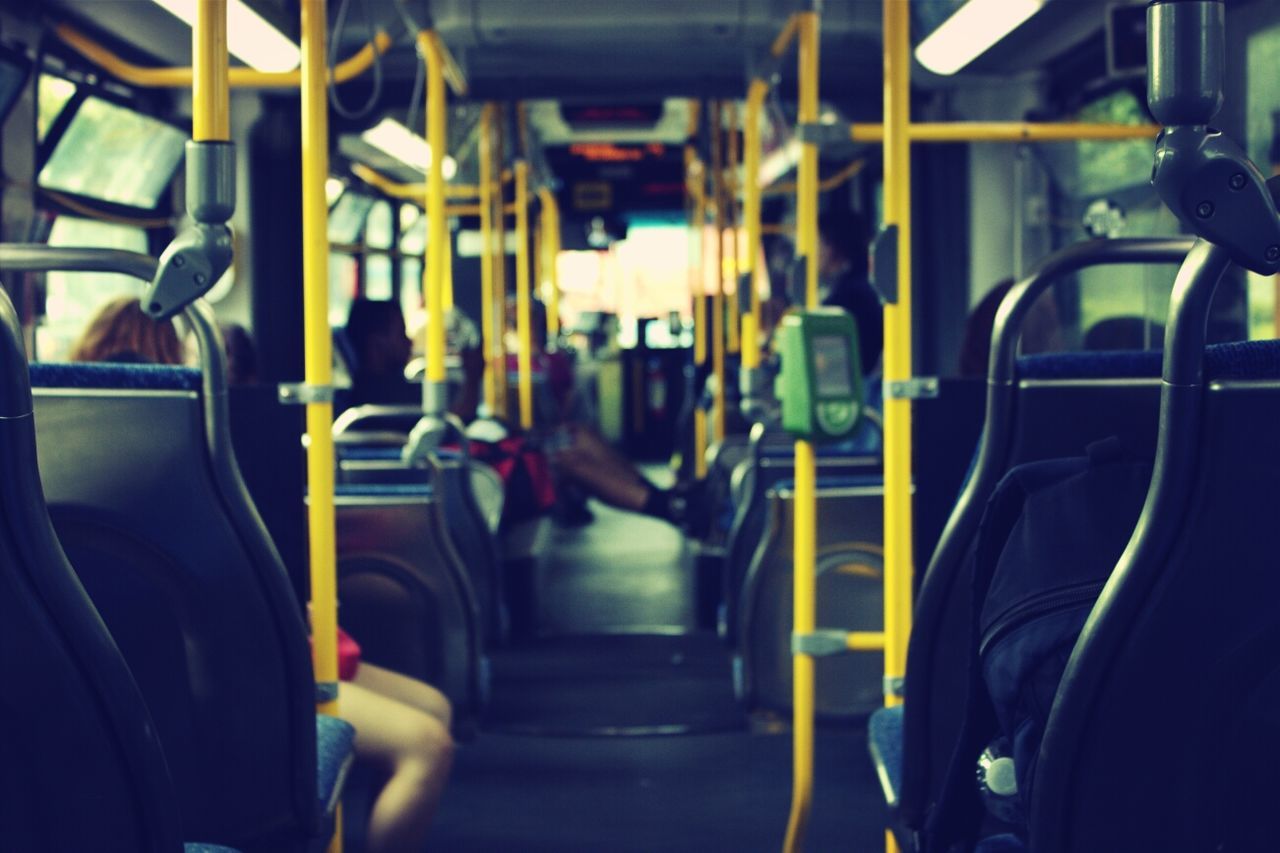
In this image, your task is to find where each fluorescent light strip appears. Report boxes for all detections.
[150,0,301,73]
[361,118,458,181]
[915,0,1046,76]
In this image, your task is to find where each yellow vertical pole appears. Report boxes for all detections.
[421,32,447,391]
[493,115,509,419]
[726,100,741,355]
[514,160,534,428]
[742,79,767,371]
[783,10,819,853]
[710,100,727,443]
[193,0,228,142]
[479,104,498,413]
[300,5,345,847]
[688,144,709,478]
[299,0,339,720]
[538,188,561,341]
[882,3,913,848]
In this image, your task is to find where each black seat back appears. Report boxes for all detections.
[0,288,184,852]
[900,238,1192,832]
[737,476,886,716]
[1033,242,1280,853]
[32,302,318,850]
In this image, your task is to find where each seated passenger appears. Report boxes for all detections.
[70,297,455,850]
[69,296,186,365]
[817,206,882,377]
[348,297,484,421]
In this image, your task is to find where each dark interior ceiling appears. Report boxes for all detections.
[37,0,1121,106]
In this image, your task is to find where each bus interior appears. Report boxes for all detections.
[2,0,1279,851]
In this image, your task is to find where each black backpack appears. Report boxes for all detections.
[925,437,1153,851]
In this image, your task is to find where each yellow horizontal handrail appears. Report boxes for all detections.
[849,121,1160,144]
[350,163,478,201]
[53,22,391,90]
[847,631,886,652]
[763,158,866,197]
[771,13,801,59]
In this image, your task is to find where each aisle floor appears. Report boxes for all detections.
[425,497,888,850]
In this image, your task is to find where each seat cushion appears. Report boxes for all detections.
[332,483,433,498]
[867,704,904,807]
[183,845,242,852]
[30,362,202,391]
[1017,350,1161,381]
[316,713,357,818]
[975,835,1026,853]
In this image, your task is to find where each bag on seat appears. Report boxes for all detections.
[927,437,1152,851]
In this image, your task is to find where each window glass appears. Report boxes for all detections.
[37,74,76,142]
[365,200,394,250]
[1073,90,1154,197]
[328,191,374,244]
[1246,20,1280,339]
[400,209,427,255]
[39,217,149,360]
[39,96,185,208]
[401,257,423,319]
[330,253,358,327]
[365,254,394,300]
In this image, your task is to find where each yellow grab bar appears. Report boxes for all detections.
[538,188,562,340]
[741,79,767,371]
[784,11,820,852]
[763,158,866,197]
[299,0,340,720]
[420,32,447,388]
[479,105,498,414]
[55,21,390,90]
[850,121,1159,143]
[726,101,741,356]
[350,163,480,201]
[514,161,534,428]
[771,12,801,59]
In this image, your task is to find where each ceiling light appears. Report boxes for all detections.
[150,0,301,73]
[915,0,1046,76]
[360,118,458,180]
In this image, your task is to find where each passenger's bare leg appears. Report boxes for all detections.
[340,678,454,853]
[353,662,453,729]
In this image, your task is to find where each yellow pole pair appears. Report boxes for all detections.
[783,10,820,853]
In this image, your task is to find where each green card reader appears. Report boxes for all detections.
[776,308,864,442]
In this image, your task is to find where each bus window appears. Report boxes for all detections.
[330,253,358,328]
[38,96,185,209]
[39,216,149,360]
[328,190,374,245]
[366,255,393,300]
[36,74,75,142]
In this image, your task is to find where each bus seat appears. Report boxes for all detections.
[719,420,879,647]
[0,295,191,852]
[315,714,357,818]
[975,836,1025,853]
[898,350,1162,838]
[1029,337,1280,852]
[736,475,885,717]
[868,704,904,808]
[337,444,507,643]
[333,482,487,717]
[30,310,350,852]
